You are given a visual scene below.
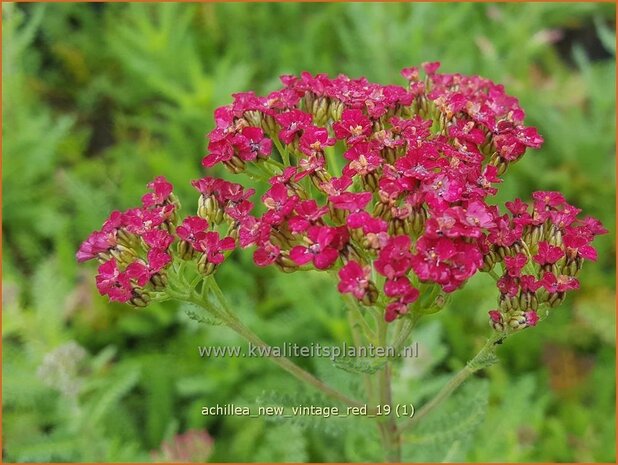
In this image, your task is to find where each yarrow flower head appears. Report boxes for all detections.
[78,63,605,328]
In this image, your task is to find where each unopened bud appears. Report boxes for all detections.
[129,290,151,308]
[329,100,344,121]
[383,148,397,165]
[275,254,298,273]
[548,292,565,308]
[224,155,246,174]
[150,272,167,291]
[302,92,314,113]
[177,240,195,261]
[488,310,505,331]
[499,294,519,312]
[388,218,410,236]
[117,230,140,249]
[411,207,427,236]
[480,250,498,272]
[372,201,389,219]
[518,292,538,310]
[547,225,563,247]
[314,97,330,126]
[507,310,527,329]
[361,281,379,306]
[111,245,138,266]
[361,172,379,192]
[197,260,217,276]
[198,195,217,221]
[261,115,277,136]
[328,204,348,225]
[245,110,262,127]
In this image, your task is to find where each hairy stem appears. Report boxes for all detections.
[181,279,367,410]
[400,333,502,434]
[377,318,401,463]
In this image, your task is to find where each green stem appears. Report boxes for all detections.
[271,137,290,167]
[183,279,366,410]
[400,333,501,434]
[487,269,500,281]
[342,294,377,344]
[347,310,375,410]
[391,314,421,354]
[377,318,401,463]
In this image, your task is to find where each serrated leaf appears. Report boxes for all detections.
[253,424,308,462]
[255,390,349,435]
[403,378,489,462]
[86,367,141,426]
[183,304,224,326]
[332,355,387,374]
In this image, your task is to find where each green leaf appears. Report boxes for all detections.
[332,355,387,375]
[183,303,224,326]
[253,424,308,462]
[403,378,490,461]
[255,390,349,435]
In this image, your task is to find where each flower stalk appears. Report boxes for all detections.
[182,278,367,410]
[401,332,502,435]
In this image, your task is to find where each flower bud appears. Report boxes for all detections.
[224,156,246,174]
[275,253,299,273]
[372,200,389,219]
[111,245,138,266]
[300,91,314,113]
[197,255,217,276]
[524,224,544,245]
[360,280,379,306]
[480,249,498,272]
[270,228,295,250]
[350,227,365,244]
[261,115,277,136]
[561,257,583,276]
[287,139,300,157]
[411,207,427,236]
[547,225,563,247]
[150,272,168,291]
[488,153,509,176]
[383,147,397,165]
[388,218,412,236]
[518,291,538,310]
[361,172,380,192]
[310,169,331,189]
[244,110,262,127]
[548,292,565,308]
[499,294,519,312]
[496,246,509,260]
[177,240,195,261]
[328,204,348,225]
[329,100,344,121]
[313,97,330,126]
[117,230,140,250]
[198,195,223,224]
[129,289,151,308]
[372,120,385,133]
[488,310,505,331]
[507,310,527,330]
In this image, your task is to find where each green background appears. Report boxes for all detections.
[2,2,616,462]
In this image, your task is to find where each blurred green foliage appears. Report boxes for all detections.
[2,2,615,462]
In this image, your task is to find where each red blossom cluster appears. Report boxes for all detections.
[77,177,178,305]
[78,63,605,327]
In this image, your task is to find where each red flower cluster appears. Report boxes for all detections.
[78,63,605,326]
[77,176,252,305]
[77,177,177,305]
[485,192,606,331]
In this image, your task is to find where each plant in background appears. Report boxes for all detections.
[77,63,606,462]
